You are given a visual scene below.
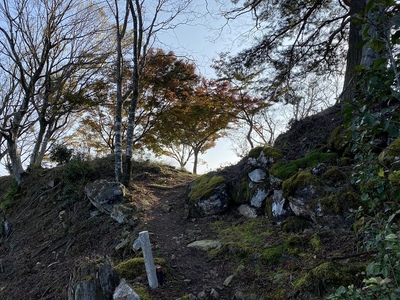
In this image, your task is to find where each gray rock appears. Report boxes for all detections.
[115,237,131,251]
[248,150,271,168]
[248,169,267,183]
[191,184,229,216]
[111,204,135,224]
[269,175,283,189]
[161,204,172,213]
[113,278,141,300]
[311,163,328,175]
[238,204,257,218]
[271,190,290,218]
[197,291,206,299]
[210,288,220,299]
[223,275,234,286]
[250,188,268,208]
[288,197,309,219]
[187,240,222,251]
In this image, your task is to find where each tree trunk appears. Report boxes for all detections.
[124,0,142,185]
[29,118,47,169]
[123,80,138,185]
[36,125,55,168]
[360,1,385,68]
[340,0,366,102]
[192,148,199,174]
[7,137,24,185]
[114,1,129,183]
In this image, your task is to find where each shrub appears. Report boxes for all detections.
[0,180,20,212]
[49,144,74,165]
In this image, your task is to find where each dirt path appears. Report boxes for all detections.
[143,183,233,299]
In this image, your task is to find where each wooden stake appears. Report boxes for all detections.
[138,231,158,288]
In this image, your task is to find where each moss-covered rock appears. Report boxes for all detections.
[231,176,253,204]
[114,257,166,280]
[187,175,229,216]
[321,167,347,187]
[188,175,225,203]
[248,146,284,161]
[282,172,324,199]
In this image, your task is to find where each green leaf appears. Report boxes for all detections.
[373,58,388,69]
[370,40,385,53]
[387,124,399,137]
[365,0,374,12]
[362,112,375,126]
[385,233,398,241]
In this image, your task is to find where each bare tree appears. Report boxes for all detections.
[106,0,194,183]
[0,0,112,183]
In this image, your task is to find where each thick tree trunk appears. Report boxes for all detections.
[340,0,366,102]
[7,138,24,185]
[360,1,385,68]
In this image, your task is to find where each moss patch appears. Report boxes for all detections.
[329,125,350,154]
[133,286,151,300]
[282,216,312,233]
[270,152,337,180]
[321,167,347,186]
[259,247,283,265]
[0,180,20,212]
[231,177,252,204]
[188,175,225,202]
[389,170,400,187]
[294,262,364,296]
[114,257,166,280]
[318,189,361,214]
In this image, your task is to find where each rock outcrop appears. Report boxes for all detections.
[186,145,361,229]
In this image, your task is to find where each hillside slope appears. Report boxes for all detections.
[0,106,371,300]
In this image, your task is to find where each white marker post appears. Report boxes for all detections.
[134,231,158,288]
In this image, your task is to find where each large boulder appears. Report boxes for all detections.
[282,172,324,220]
[186,175,229,216]
[85,180,136,225]
[85,180,126,214]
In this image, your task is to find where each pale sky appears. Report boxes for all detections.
[153,1,256,173]
[0,1,257,176]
